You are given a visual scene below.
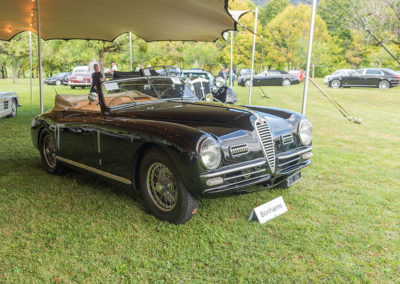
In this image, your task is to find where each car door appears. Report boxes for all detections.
[266,71,281,85]
[253,72,265,86]
[56,112,101,168]
[363,69,381,86]
[344,69,364,86]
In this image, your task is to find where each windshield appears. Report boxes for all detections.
[102,77,198,108]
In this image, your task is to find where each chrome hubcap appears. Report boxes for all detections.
[283,80,290,87]
[147,162,177,212]
[332,81,339,88]
[43,135,56,168]
[11,103,16,115]
[380,81,388,89]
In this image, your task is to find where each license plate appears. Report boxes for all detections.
[287,171,301,187]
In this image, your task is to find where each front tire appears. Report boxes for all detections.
[139,148,198,224]
[39,129,65,175]
[245,80,252,87]
[379,80,389,89]
[7,99,17,118]
[282,79,291,87]
[331,79,341,89]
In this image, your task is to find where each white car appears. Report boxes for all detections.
[324,69,355,84]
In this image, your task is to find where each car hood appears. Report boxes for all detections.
[111,101,293,137]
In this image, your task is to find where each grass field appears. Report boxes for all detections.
[1,78,399,282]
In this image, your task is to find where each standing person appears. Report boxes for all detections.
[232,67,237,86]
[90,63,103,94]
[88,58,99,74]
[218,68,225,79]
[135,64,142,71]
[108,61,118,75]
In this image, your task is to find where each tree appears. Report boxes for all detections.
[259,0,290,25]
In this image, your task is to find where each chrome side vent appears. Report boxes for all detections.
[4,101,9,109]
[230,144,249,156]
[255,120,276,173]
[281,133,293,145]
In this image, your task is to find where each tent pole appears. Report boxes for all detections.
[29,31,33,105]
[129,32,133,71]
[301,0,317,115]
[36,0,43,113]
[248,6,258,106]
[230,31,233,87]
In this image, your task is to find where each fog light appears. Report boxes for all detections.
[206,177,223,187]
[302,152,313,159]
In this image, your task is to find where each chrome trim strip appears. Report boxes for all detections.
[57,156,132,185]
[277,146,312,160]
[224,168,266,181]
[200,159,266,179]
[204,174,271,194]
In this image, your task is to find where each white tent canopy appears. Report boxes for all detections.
[0,0,236,42]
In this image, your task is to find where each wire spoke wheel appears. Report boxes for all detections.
[43,135,57,168]
[146,162,178,212]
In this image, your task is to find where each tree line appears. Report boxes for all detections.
[0,0,399,83]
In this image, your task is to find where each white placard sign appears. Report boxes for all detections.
[104,82,119,91]
[248,196,288,224]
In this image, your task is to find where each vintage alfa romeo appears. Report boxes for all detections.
[31,70,313,224]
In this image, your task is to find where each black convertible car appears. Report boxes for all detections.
[31,70,313,224]
[326,68,400,89]
[238,70,300,87]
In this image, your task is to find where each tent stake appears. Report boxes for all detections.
[301,0,317,115]
[29,31,33,105]
[248,6,258,106]
[36,0,43,113]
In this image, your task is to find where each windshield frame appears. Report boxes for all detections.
[101,76,198,111]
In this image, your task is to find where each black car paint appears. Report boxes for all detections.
[31,97,310,198]
[238,70,300,87]
[327,68,400,88]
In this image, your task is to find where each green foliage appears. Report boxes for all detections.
[259,0,290,25]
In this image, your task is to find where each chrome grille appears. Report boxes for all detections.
[4,101,9,109]
[192,79,211,99]
[255,120,276,173]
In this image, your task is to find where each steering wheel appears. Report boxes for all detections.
[108,95,135,106]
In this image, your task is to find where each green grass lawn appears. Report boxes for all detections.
[1,78,399,282]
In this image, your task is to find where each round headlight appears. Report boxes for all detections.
[298,119,313,145]
[215,77,225,88]
[199,137,221,170]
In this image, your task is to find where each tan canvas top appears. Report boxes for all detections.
[1,0,236,41]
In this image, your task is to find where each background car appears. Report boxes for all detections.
[44,72,71,86]
[0,91,19,118]
[288,69,304,82]
[238,70,300,87]
[326,68,400,89]
[182,69,215,84]
[68,66,91,89]
[324,69,355,84]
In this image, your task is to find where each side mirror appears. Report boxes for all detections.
[88,92,98,103]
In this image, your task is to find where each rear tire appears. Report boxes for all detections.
[331,79,341,89]
[71,86,75,89]
[139,148,198,224]
[39,129,65,175]
[379,80,389,89]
